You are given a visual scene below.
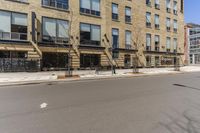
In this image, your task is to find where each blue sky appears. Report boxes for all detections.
[185,0,200,24]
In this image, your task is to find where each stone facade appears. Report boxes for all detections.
[0,0,184,71]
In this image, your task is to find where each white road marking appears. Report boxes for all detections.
[40,103,48,109]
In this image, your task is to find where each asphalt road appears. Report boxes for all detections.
[1,72,200,133]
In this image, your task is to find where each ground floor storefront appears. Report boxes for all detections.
[145,53,183,68]
[0,45,184,72]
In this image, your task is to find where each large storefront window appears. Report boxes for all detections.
[42,17,69,44]
[42,52,68,70]
[0,11,27,41]
[80,54,100,68]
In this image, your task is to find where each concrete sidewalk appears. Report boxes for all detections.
[0,66,199,86]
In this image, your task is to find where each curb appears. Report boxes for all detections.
[0,71,184,87]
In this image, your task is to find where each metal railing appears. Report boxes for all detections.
[42,36,69,44]
[0,58,40,72]
[80,8,101,16]
[42,0,68,10]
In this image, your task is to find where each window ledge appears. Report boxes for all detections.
[80,12,101,18]
[146,5,152,8]
[0,39,30,44]
[5,0,29,4]
[146,26,152,29]
[125,22,132,25]
[42,5,69,12]
[112,19,120,22]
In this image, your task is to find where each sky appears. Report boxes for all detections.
[185,0,200,24]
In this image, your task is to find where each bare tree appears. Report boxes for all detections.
[131,23,145,73]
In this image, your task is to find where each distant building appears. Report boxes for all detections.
[185,23,200,64]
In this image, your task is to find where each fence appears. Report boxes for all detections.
[0,58,40,72]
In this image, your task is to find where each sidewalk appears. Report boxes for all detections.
[0,65,200,86]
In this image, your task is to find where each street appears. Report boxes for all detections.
[1,72,200,133]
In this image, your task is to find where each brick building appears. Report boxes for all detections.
[0,0,184,72]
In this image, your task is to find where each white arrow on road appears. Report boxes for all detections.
[40,103,48,109]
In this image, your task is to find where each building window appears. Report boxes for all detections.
[80,23,101,46]
[173,1,178,15]
[42,17,69,44]
[155,14,160,29]
[42,52,68,70]
[80,54,100,68]
[166,0,171,13]
[173,38,177,52]
[112,28,119,48]
[112,3,118,20]
[125,30,132,49]
[146,34,151,51]
[155,35,160,51]
[173,19,178,33]
[181,0,184,13]
[125,7,132,23]
[155,0,160,9]
[146,12,151,28]
[80,0,100,16]
[166,18,171,31]
[0,10,27,41]
[146,0,151,6]
[166,37,171,52]
[42,0,69,10]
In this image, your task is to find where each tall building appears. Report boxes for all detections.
[185,23,200,65]
[0,0,184,72]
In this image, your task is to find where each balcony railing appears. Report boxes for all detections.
[80,39,100,46]
[155,24,160,29]
[112,13,119,21]
[80,8,100,16]
[125,44,133,49]
[167,27,171,32]
[173,10,178,15]
[42,35,69,44]
[155,46,159,51]
[125,16,131,23]
[166,49,171,52]
[0,32,27,41]
[174,28,178,33]
[166,8,171,13]
[146,22,151,28]
[42,0,68,10]
[146,46,151,51]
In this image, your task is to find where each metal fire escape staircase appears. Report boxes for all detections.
[103,34,118,67]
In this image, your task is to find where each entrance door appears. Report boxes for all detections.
[124,55,131,68]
